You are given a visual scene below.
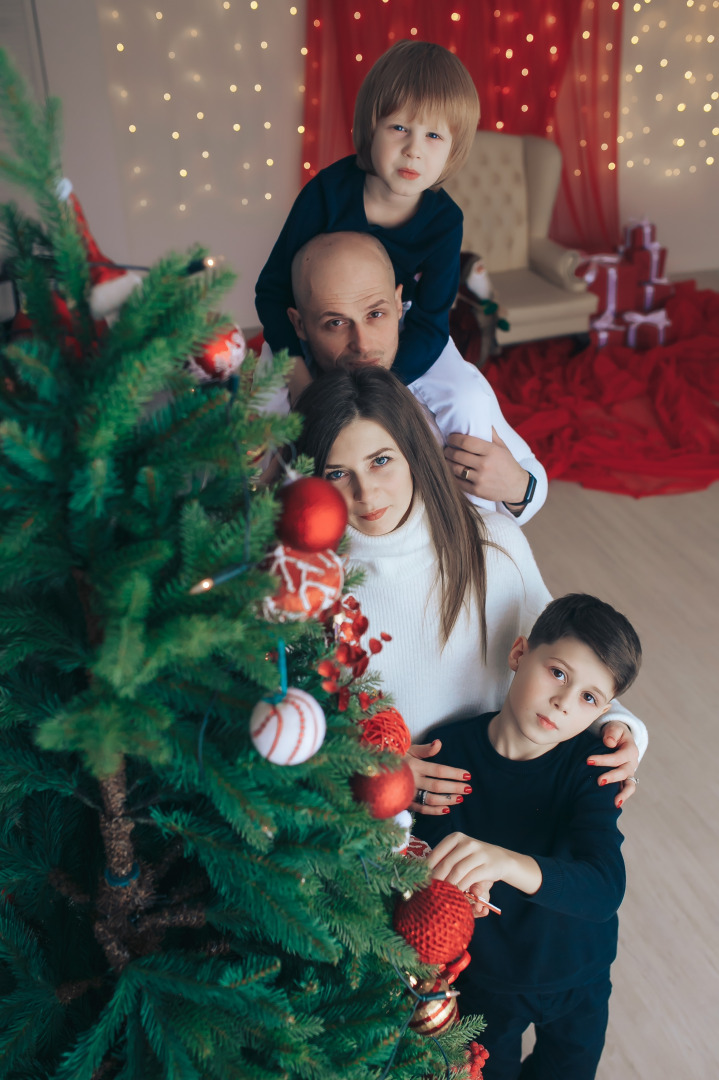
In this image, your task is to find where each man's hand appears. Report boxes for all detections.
[444,430,528,508]
[589,722,640,808]
[406,740,471,816]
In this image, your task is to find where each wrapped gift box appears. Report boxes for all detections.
[622,218,657,250]
[621,309,673,349]
[590,323,627,348]
[636,280,675,312]
[584,257,639,316]
[625,243,667,283]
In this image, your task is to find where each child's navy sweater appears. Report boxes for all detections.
[414,713,625,994]
[254,154,463,385]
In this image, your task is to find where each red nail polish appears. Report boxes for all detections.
[443,807,450,814]
[617,799,623,807]
[456,796,464,804]
[587,759,595,766]
[600,779,607,786]
[463,773,472,780]
[464,786,472,794]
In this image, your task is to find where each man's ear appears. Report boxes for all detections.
[508,636,529,672]
[287,306,308,341]
[394,283,404,321]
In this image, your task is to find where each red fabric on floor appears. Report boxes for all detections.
[481,281,719,497]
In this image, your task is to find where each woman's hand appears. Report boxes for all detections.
[589,722,640,807]
[406,739,472,816]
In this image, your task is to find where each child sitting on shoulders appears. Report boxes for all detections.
[414,593,642,1080]
[255,40,541,519]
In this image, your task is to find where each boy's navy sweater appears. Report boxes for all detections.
[414,713,625,994]
[254,154,463,385]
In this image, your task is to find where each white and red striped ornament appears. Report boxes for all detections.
[250,687,326,765]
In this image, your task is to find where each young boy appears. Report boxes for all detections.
[414,593,642,1080]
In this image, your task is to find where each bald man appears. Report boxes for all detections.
[258,232,547,523]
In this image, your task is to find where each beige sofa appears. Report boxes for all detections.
[444,130,598,345]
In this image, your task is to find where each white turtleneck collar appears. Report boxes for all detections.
[345,497,437,582]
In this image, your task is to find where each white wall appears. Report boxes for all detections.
[2,0,717,327]
[33,0,305,327]
[618,0,719,273]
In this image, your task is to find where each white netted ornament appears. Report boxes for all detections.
[261,544,344,623]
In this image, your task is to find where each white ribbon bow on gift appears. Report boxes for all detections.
[623,308,671,346]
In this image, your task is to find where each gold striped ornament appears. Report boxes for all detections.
[408,977,459,1035]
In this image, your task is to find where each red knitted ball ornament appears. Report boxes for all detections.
[359,707,412,756]
[261,544,344,623]
[394,879,475,964]
[278,476,348,552]
[350,760,415,819]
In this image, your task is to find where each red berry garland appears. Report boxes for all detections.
[394,879,475,964]
[277,475,348,552]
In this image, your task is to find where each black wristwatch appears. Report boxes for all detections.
[503,471,537,511]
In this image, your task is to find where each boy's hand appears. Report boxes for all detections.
[589,722,640,807]
[444,430,529,506]
[429,832,542,896]
[466,880,496,919]
[406,740,472,816]
[428,832,512,890]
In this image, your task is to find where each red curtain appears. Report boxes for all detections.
[301,0,621,251]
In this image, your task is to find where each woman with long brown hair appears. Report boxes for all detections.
[294,366,646,816]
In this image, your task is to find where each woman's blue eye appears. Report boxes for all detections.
[373,455,390,466]
[324,470,345,482]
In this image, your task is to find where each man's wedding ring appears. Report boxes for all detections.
[417,789,429,805]
[461,467,471,481]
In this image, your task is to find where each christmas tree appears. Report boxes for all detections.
[0,50,484,1079]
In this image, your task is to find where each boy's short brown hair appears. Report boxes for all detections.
[353,40,480,187]
[528,594,642,697]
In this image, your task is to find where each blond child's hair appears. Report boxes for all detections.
[353,40,480,188]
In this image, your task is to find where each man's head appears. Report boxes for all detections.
[501,594,642,752]
[288,232,403,372]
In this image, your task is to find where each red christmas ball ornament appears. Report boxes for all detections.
[350,759,415,819]
[189,324,246,381]
[277,475,348,552]
[261,544,344,623]
[359,707,411,756]
[394,879,475,964]
[408,977,459,1035]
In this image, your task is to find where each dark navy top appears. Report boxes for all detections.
[414,713,625,994]
[254,155,463,385]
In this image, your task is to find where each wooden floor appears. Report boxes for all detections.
[519,478,719,1078]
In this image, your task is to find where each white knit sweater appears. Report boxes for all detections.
[347,501,648,758]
